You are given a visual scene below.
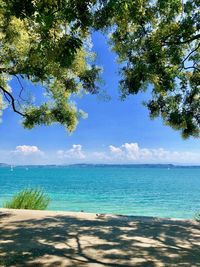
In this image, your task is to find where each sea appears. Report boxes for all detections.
[0,164,200,219]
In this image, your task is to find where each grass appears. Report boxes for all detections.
[3,188,50,210]
[194,212,200,222]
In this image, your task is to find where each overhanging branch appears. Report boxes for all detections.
[0,85,25,117]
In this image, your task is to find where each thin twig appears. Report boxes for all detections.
[14,74,27,101]
[181,43,200,66]
[3,92,10,103]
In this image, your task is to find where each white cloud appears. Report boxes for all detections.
[3,145,45,165]
[122,143,140,160]
[109,145,123,156]
[57,144,85,160]
[1,142,200,165]
[108,142,200,164]
[15,145,41,155]
[109,143,145,160]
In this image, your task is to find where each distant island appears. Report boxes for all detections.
[0,163,9,167]
[1,163,200,168]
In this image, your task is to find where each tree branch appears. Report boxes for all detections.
[14,74,27,101]
[180,43,200,70]
[183,65,200,71]
[0,85,25,117]
[164,33,200,45]
[182,43,200,63]
[3,92,11,103]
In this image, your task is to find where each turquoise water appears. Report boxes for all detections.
[0,165,200,219]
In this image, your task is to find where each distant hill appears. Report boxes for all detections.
[65,164,200,168]
[0,163,9,167]
[1,163,200,168]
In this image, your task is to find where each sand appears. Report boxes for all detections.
[0,208,200,267]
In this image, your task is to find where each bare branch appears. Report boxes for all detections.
[181,43,200,66]
[14,74,27,101]
[3,92,11,103]
[183,65,200,71]
[0,85,25,117]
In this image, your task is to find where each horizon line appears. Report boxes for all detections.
[2,163,200,167]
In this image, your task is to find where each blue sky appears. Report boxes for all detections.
[1,32,200,165]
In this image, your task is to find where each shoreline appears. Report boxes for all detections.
[0,208,197,223]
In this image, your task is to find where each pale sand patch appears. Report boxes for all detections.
[0,208,200,266]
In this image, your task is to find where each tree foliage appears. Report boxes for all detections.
[0,0,200,138]
[0,0,101,131]
[95,0,200,138]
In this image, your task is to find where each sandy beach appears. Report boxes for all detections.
[0,208,200,267]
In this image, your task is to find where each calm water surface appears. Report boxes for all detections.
[0,166,200,219]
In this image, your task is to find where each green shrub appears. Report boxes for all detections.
[4,188,50,210]
[194,212,200,222]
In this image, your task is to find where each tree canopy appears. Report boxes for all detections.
[0,0,200,138]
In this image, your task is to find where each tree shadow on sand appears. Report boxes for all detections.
[0,211,200,266]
